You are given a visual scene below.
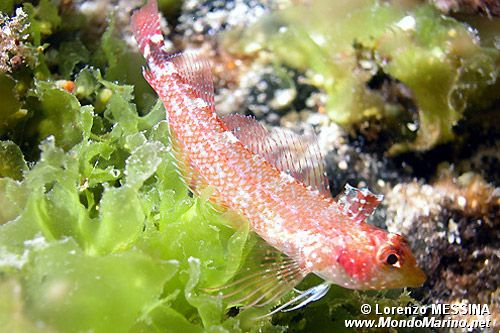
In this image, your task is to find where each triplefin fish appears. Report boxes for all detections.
[131,0,426,313]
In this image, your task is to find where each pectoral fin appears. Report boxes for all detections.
[204,239,307,309]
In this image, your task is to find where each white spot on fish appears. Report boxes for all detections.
[144,44,151,57]
[193,98,208,108]
[223,131,239,144]
[150,33,163,44]
[280,172,296,184]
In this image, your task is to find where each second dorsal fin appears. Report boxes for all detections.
[223,114,330,197]
[142,51,216,114]
[169,51,215,109]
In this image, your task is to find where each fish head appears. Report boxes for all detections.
[315,228,426,290]
[366,231,426,289]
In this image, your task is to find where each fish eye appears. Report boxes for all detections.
[377,245,403,268]
[386,253,399,266]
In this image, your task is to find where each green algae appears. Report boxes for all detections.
[0,140,27,180]
[225,0,499,152]
[0,70,254,332]
[0,73,23,135]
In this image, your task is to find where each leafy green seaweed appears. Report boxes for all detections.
[0,69,253,332]
[226,0,499,152]
[0,73,23,135]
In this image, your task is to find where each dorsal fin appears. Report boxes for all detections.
[223,115,330,197]
[336,184,383,223]
[266,127,329,196]
[169,51,215,109]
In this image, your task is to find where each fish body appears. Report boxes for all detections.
[131,0,425,309]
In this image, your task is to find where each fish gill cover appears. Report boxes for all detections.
[0,0,498,333]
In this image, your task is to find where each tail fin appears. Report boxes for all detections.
[131,0,215,109]
[131,0,164,57]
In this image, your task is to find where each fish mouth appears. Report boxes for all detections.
[405,266,427,288]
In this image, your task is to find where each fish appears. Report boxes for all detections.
[131,0,426,314]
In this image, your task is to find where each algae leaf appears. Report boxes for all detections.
[226,0,499,152]
[0,68,259,332]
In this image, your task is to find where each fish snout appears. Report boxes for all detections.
[404,265,426,288]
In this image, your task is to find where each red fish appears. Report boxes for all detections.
[131,0,425,313]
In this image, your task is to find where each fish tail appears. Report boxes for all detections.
[131,0,165,61]
[132,0,215,112]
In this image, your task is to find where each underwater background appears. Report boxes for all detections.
[0,0,498,332]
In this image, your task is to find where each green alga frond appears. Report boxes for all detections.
[226,0,499,152]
